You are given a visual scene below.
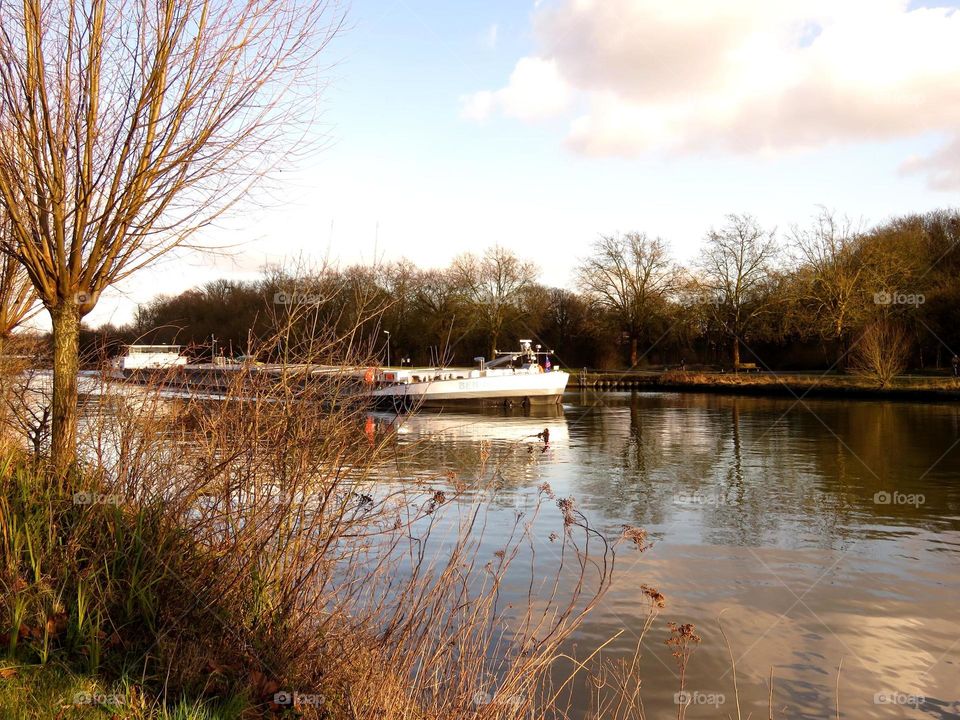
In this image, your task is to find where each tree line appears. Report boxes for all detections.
[80,208,960,374]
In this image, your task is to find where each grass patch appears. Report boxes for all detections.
[658,369,960,393]
[0,661,249,719]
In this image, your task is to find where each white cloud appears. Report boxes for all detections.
[464,0,960,188]
[460,56,572,122]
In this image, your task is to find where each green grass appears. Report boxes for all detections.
[0,455,262,719]
[0,662,250,719]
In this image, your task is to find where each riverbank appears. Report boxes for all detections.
[572,369,960,401]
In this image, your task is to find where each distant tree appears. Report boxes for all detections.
[0,0,343,473]
[453,246,538,358]
[522,285,598,366]
[540,287,589,352]
[790,209,867,364]
[410,268,463,365]
[911,210,960,367]
[577,233,676,366]
[696,214,780,368]
[379,260,419,363]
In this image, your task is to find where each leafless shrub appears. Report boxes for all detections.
[850,319,911,388]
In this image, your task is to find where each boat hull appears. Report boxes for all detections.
[372,370,569,409]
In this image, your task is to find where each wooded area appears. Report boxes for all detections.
[76,208,960,373]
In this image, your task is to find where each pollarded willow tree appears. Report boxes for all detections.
[0,0,344,472]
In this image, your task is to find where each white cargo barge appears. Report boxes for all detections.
[371,340,568,410]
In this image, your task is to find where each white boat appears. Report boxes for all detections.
[370,340,569,409]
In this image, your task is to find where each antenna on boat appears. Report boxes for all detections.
[441,315,456,368]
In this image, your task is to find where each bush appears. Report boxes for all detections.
[850,320,912,388]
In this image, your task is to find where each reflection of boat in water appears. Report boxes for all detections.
[368,407,569,445]
[370,341,569,410]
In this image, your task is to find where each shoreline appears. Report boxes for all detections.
[572,370,960,403]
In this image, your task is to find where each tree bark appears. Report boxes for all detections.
[630,335,638,367]
[50,301,80,476]
[732,337,740,371]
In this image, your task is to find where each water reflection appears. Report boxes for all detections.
[378,391,960,719]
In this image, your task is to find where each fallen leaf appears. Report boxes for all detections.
[0,667,17,679]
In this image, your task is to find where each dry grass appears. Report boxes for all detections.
[658,368,960,393]
[0,295,626,719]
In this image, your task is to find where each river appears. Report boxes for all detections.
[374,390,960,719]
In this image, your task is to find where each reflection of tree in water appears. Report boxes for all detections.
[566,393,960,548]
[375,395,960,550]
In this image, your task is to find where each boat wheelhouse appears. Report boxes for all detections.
[111,345,188,374]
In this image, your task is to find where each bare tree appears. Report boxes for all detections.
[0,241,37,342]
[850,319,911,388]
[790,209,867,364]
[0,0,344,472]
[411,267,462,365]
[577,232,676,366]
[697,214,779,368]
[453,245,537,358]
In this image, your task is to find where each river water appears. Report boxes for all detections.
[375,391,960,719]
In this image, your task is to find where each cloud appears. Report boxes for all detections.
[462,0,960,188]
[901,137,960,191]
[460,57,571,122]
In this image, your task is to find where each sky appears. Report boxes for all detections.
[84,0,960,328]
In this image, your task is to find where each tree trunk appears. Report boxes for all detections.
[630,335,638,367]
[732,337,740,371]
[50,301,80,476]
